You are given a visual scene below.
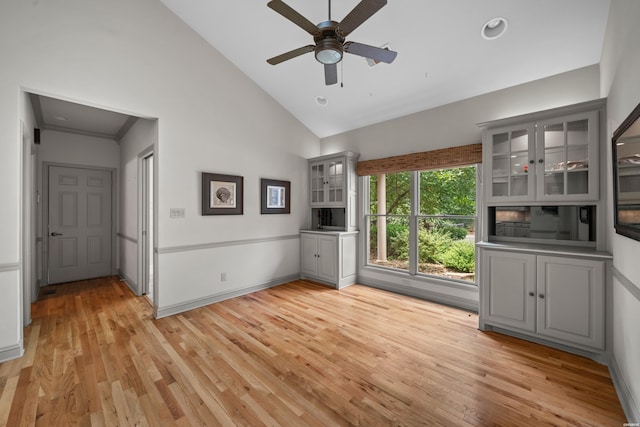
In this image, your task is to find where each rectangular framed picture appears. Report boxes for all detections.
[261,178,290,214]
[202,172,243,215]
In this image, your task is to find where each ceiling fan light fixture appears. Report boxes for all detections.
[315,39,343,64]
[481,17,508,40]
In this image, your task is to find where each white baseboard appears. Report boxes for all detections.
[154,274,300,319]
[118,271,139,296]
[0,343,24,363]
[610,355,640,423]
[358,276,479,312]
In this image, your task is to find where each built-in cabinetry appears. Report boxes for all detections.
[301,152,359,289]
[478,99,610,360]
[300,231,358,289]
[484,109,599,203]
[479,245,608,351]
[308,152,358,231]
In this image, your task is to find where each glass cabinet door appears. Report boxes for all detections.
[488,125,534,201]
[538,111,598,201]
[310,159,346,205]
[310,163,325,204]
[326,160,344,203]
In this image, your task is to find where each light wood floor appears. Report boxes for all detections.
[0,277,626,426]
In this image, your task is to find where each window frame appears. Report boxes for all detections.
[362,165,481,286]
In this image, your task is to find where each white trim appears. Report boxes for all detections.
[118,272,138,295]
[358,275,479,312]
[613,265,640,302]
[0,263,21,272]
[154,274,300,318]
[0,343,24,363]
[138,148,154,303]
[157,234,300,255]
[609,355,640,423]
[477,98,607,129]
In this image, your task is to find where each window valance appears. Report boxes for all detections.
[355,143,482,176]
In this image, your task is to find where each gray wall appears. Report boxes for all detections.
[601,0,640,421]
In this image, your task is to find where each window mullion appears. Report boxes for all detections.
[409,171,419,276]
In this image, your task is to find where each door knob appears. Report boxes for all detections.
[50,232,63,236]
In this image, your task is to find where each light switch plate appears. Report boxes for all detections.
[170,208,185,219]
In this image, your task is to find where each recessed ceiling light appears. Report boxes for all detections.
[54,115,69,121]
[315,96,328,106]
[481,17,508,40]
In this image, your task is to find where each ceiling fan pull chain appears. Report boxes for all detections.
[341,59,344,88]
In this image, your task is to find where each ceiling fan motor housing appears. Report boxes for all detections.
[314,21,345,64]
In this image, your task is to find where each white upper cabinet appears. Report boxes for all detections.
[484,107,600,203]
[537,111,599,202]
[310,159,345,206]
[309,152,358,208]
[485,123,536,202]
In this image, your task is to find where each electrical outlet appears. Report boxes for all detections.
[221,272,227,282]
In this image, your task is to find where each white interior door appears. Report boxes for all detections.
[48,165,112,284]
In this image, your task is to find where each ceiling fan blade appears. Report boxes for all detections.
[344,41,397,64]
[267,0,319,36]
[267,45,315,65]
[337,0,387,37]
[324,63,338,85]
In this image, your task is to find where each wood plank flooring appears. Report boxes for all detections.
[0,276,626,426]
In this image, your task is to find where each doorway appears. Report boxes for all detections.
[140,151,154,301]
[45,164,113,284]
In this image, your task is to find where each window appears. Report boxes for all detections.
[365,166,477,283]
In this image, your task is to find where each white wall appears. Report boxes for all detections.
[321,65,600,160]
[118,118,157,293]
[39,130,120,169]
[600,0,640,421]
[0,0,319,359]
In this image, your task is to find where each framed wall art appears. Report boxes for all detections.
[260,178,290,214]
[612,100,640,241]
[202,172,243,215]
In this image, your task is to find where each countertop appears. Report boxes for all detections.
[476,241,612,260]
[299,229,359,236]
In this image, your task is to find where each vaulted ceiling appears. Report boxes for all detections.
[159,0,611,138]
[35,1,611,140]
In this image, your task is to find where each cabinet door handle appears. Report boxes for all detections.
[528,291,535,297]
[538,293,545,299]
[538,159,544,163]
[529,160,534,164]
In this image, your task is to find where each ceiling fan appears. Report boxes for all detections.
[266,0,398,85]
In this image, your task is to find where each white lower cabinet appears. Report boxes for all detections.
[300,231,358,289]
[481,249,605,350]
